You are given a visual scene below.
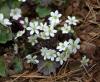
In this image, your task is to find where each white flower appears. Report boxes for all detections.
[39,32,50,39]
[41,47,48,60]
[18,0,26,2]
[26,55,39,64]
[26,21,40,35]
[65,16,79,26]
[57,41,69,51]
[56,52,70,65]
[61,23,73,34]
[48,10,62,26]
[15,30,25,39]
[41,47,57,61]
[10,8,22,20]
[0,13,12,26]
[68,38,80,54]
[3,19,12,25]
[28,35,38,46]
[80,56,89,66]
[41,47,49,60]
[44,25,57,37]
[46,49,56,61]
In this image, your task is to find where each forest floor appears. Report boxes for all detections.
[0,0,100,82]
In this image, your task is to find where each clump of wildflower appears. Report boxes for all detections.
[10,8,22,20]
[48,10,62,26]
[28,35,38,46]
[26,54,39,64]
[41,47,57,61]
[80,56,89,66]
[57,38,80,54]
[65,16,79,26]
[56,38,80,65]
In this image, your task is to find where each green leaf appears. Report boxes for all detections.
[0,3,10,18]
[14,57,23,73]
[36,6,51,18]
[37,60,60,75]
[10,0,20,9]
[0,24,12,44]
[0,57,6,77]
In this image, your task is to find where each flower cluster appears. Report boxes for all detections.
[0,13,12,26]
[16,10,80,65]
[57,38,80,54]
[40,38,80,65]
[25,11,59,40]
[56,38,80,64]
[12,9,81,65]
[0,0,90,75]
[23,11,61,44]
[15,10,79,45]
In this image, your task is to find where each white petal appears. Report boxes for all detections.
[68,16,71,20]
[72,16,75,20]
[30,31,34,35]
[27,60,31,63]
[60,60,63,65]
[50,12,54,16]
[56,58,59,61]
[51,57,54,61]
[27,27,32,30]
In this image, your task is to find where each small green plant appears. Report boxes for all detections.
[0,0,90,76]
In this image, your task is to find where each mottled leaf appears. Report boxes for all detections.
[37,60,60,75]
[13,57,23,73]
[36,6,51,18]
[0,24,12,44]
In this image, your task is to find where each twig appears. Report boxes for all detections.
[11,75,50,79]
[82,64,91,77]
[11,71,29,82]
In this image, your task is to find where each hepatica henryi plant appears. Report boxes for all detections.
[0,0,90,76]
